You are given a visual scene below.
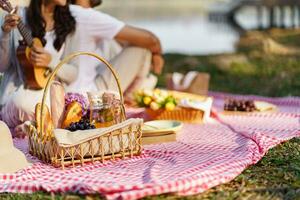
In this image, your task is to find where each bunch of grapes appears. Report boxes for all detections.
[224,99,257,112]
[66,118,96,132]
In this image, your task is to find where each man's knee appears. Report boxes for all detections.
[121,47,152,75]
[122,47,152,61]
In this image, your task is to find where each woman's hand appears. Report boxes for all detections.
[30,46,52,67]
[1,10,20,33]
[151,54,164,75]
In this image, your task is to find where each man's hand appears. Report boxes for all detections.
[151,54,164,75]
[1,10,20,33]
[30,46,52,67]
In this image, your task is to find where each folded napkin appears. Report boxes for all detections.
[179,97,213,122]
[54,118,143,147]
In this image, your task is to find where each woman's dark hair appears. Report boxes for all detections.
[26,0,76,51]
[90,0,102,7]
[70,0,102,8]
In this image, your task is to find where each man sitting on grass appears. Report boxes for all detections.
[70,0,164,95]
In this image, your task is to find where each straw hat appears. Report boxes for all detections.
[0,121,30,173]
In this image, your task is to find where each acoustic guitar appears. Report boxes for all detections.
[0,0,51,89]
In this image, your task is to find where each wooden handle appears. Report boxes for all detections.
[39,52,126,141]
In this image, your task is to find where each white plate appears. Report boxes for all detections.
[142,120,183,137]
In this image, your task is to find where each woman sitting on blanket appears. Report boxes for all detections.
[0,0,163,137]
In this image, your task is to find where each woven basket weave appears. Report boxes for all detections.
[145,91,209,123]
[146,107,204,123]
[27,52,143,169]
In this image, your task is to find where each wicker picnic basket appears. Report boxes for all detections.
[27,52,143,169]
[145,91,210,123]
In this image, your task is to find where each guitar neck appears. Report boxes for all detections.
[17,21,33,47]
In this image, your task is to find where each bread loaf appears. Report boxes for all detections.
[50,81,65,128]
[35,103,54,140]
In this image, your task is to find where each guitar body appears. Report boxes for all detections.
[16,38,51,89]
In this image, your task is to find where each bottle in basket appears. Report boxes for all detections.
[88,92,122,128]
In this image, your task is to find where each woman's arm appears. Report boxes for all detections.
[0,29,11,73]
[0,10,21,72]
[0,17,13,73]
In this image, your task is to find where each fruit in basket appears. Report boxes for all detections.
[62,101,83,128]
[134,89,177,110]
[65,92,88,116]
[143,96,152,105]
[150,102,160,111]
[66,118,96,132]
[165,102,176,111]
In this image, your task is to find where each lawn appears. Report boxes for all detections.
[1,29,300,200]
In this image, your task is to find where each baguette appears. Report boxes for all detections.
[35,103,54,140]
[50,81,65,128]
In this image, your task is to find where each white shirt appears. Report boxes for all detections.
[45,31,65,67]
[66,5,125,93]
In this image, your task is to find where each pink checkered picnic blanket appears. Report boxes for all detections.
[1,92,300,200]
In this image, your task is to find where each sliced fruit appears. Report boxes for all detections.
[62,101,83,128]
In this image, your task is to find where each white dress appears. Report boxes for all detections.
[1,31,64,129]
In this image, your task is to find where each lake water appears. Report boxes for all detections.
[100,0,265,55]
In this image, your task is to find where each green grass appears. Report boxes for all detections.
[159,53,300,97]
[1,30,300,200]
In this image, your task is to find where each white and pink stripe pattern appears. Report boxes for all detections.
[0,92,299,200]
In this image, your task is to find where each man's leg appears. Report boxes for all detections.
[95,46,157,93]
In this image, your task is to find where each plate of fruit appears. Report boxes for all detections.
[223,98,277,114]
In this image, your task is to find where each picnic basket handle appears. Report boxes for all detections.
[39,52,126,140]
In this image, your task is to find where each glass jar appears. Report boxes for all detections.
[87,92,123,128]
[90,103,115,128]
